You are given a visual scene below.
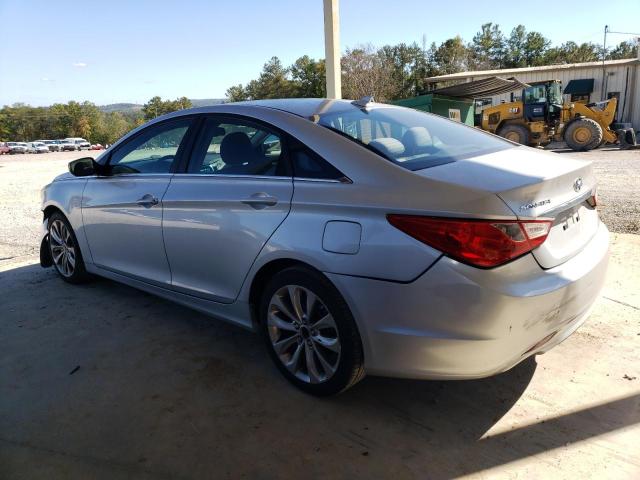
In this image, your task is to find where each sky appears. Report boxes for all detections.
[0,0,638,106]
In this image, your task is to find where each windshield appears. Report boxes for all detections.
[317,105,513,170]
[548,82,563,105]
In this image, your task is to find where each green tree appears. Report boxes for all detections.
[226,84,249,102]
[608,40,639,59]
[433,36,471,75]
[470,23,505,69]
[544,41,601,64]
[142,96,192,120]
[290,55,326,97]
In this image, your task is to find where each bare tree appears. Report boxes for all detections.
[341,44,396,102]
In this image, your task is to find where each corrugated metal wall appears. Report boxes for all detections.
[465,64,639,128]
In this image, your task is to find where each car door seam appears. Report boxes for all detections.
[160,174,176,284]
[232,177,296,303]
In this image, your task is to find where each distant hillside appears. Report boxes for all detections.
[99,103,143,113]
[190,98,227,107]
[99,98,227,113]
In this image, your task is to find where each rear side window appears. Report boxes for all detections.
[289,141,345,181]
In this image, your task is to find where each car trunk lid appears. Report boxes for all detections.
[414,146,599,268]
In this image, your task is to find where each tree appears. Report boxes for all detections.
[470,23,504,69]
[142,96,192,120]
[290,55,326,97]
[433,36,471,75]
[341,44,396,101]
[544,41,601,64]
[608,40,639,60]
[226,84,248,102]
[245,57,293,99]
[523,31,551,66]
[504,25,527,67]
[378,42,429,98]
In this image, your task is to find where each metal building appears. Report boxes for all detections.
[424,56,640,130]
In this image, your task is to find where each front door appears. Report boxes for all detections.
[162,115,293,303]
[82,117,194,286]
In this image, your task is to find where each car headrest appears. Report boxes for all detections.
[220,132,253,165]
[402,127,433,154]
[210,126,226,137]
[368,137,405,158]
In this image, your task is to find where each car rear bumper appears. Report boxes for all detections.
[326,221,610,380]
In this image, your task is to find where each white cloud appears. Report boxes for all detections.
[41,77,53,82]
[72,62,88,68]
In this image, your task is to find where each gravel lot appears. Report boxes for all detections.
[0,147,639,478]
[0,146,638,263]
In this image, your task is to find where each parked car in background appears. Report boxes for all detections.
[36,140,61,152]
[39,99,609,395]
[30,142,50,154]
[89,143,105,150]
[0,142,10,155]
[64,138,91,150]
[8,142,29,154]
[57,139,77,151]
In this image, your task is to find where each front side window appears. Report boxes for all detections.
[108,119,191,174]
[317,105,513,171]
[187,117,287,176]
[524,85,547,104]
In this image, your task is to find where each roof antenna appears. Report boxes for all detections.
[351,95,374,108]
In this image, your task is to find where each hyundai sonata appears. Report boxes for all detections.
[40,98,609,395]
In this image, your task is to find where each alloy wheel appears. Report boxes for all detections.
[49,219,76,277]
[267,285,341,384]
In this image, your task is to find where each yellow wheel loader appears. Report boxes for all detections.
[480,80,618,151]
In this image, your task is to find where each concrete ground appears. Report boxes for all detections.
[1,150,639,479]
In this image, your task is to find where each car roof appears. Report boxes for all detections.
[157,98,388,121]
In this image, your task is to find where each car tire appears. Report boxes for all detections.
[259,266,365,396]
[48,212,91,284]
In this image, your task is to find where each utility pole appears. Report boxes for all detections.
[323,0,341,99]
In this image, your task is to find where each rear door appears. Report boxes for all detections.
[82,117,195,286]
[162,115,293,303]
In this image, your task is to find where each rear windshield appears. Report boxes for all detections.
[317,105,514,170]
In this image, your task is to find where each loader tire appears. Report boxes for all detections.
[564,118,603,151]
[497,124,530,145]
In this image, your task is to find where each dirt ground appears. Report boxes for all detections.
[0,149,639,479]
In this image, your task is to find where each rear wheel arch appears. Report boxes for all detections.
[249,258,323,325]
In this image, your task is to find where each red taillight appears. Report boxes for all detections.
[387,215,552,268]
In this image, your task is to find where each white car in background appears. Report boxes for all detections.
[64,138,91,150]
[6,142,28,154]
[30,142,51,154]
[36,140,61,152]
[57,139,77,151]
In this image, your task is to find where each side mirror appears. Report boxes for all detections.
[69,157,100,177]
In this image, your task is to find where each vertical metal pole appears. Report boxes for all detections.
[323,0,341,99]
[602,25,608,101]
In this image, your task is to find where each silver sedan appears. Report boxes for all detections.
[40,99,609,395]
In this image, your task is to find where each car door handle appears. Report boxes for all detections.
[242,192,278,209]
[136,194,159,208]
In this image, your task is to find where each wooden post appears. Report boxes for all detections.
[323,0,341,99]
